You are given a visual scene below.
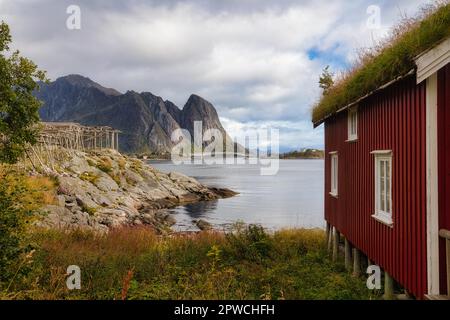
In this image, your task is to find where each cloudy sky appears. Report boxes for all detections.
[0,0,432,150]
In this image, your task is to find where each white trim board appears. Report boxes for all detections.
[416,37,450,84]
[426,72,440,295]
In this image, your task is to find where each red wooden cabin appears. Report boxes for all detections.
[314,37,450,299]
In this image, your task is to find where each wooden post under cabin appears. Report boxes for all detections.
[328,226,333,254]
[344,238,352,272]
[325,222,331,253]
[383,271,395,300]
[326,222,330,245]
[332,229,340,262]
[353,248,361,277]
[439,229,450,298]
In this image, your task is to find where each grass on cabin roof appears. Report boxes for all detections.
[312,2,450,125]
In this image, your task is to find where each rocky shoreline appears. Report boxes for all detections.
[35,149,237,233]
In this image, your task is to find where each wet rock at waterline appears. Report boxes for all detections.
[193,219,213,231]
[33,148,237,233]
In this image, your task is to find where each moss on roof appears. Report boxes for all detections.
[312,3,450,125]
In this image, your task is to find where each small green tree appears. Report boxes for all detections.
[0,21,46,289]
[0,171,31,284]
[0,21,46,164]
[319,65,334,95]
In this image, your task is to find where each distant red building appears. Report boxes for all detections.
[314,38,450,299]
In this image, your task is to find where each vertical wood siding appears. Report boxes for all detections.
[324,75,427,298]
[438,63,450,295]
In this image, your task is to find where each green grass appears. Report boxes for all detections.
[79,171,99,184]
[312,3,450,124]
[80,204,97,216]
[96,157,113,174]
[1,225,379,300]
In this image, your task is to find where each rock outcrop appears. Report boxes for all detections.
[35,149,237,233]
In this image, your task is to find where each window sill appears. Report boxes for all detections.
[329,192,338,199]
[371,214,393,228]
[346,137,358,143]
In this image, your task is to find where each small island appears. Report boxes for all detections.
[279,148,324,159]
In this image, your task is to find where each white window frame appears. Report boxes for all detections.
[371,150,393,226]
[330,152,338,197]
[347,106,358,141]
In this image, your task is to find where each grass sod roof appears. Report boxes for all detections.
[312,3,450,126]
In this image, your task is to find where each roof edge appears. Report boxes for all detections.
[312,69,415,128]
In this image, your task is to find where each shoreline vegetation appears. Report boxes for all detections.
[0,148,376,300]
[1,226,378,300]
[279,149,324,160]
[134,148,325,161]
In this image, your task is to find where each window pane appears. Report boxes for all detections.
[386,193,390,213]
[350,114,353,134]
[335,157,338,192]
[380,160,385,212]
[331,155,337,194]
[375,156,392,216]
[386,160,391,214]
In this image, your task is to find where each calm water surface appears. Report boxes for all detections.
[149,159,324,231]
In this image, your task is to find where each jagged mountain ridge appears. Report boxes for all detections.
[36,75,237,154]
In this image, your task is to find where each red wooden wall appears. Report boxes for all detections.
[438,63,450,295]
[324,75,427,298]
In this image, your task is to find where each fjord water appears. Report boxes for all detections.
[150,159,324,231]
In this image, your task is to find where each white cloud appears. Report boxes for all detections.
[0,0,432,149]
[221,117,324,151]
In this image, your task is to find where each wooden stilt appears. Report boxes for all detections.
[325,222,330,252]
[352,248,361,276]
[326,222,330,242]
[397,288,413,300]
[332,229,340,262]
[383,271,395,300]
[344,238,352,272]
[111,131,115,150]
[327,226,333,254]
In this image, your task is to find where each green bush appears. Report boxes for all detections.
[225,224,273,262]
[0,172,32,285]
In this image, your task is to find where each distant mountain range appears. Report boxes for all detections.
[36,74,238,154]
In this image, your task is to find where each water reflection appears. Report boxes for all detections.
[173,200,219,219]
[150,159,324,231]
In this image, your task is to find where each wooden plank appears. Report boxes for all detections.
[447,239,450,297]
[439,229,450,240]
[424,294,450,300]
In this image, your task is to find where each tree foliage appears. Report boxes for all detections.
[0,169,32,284]
[0,21,46,164]
[318,65,334,95]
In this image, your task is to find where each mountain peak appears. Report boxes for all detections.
[37,75,238,154]
[58,74,121,96]
[185,93,209,105]
[184,94,216,113]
